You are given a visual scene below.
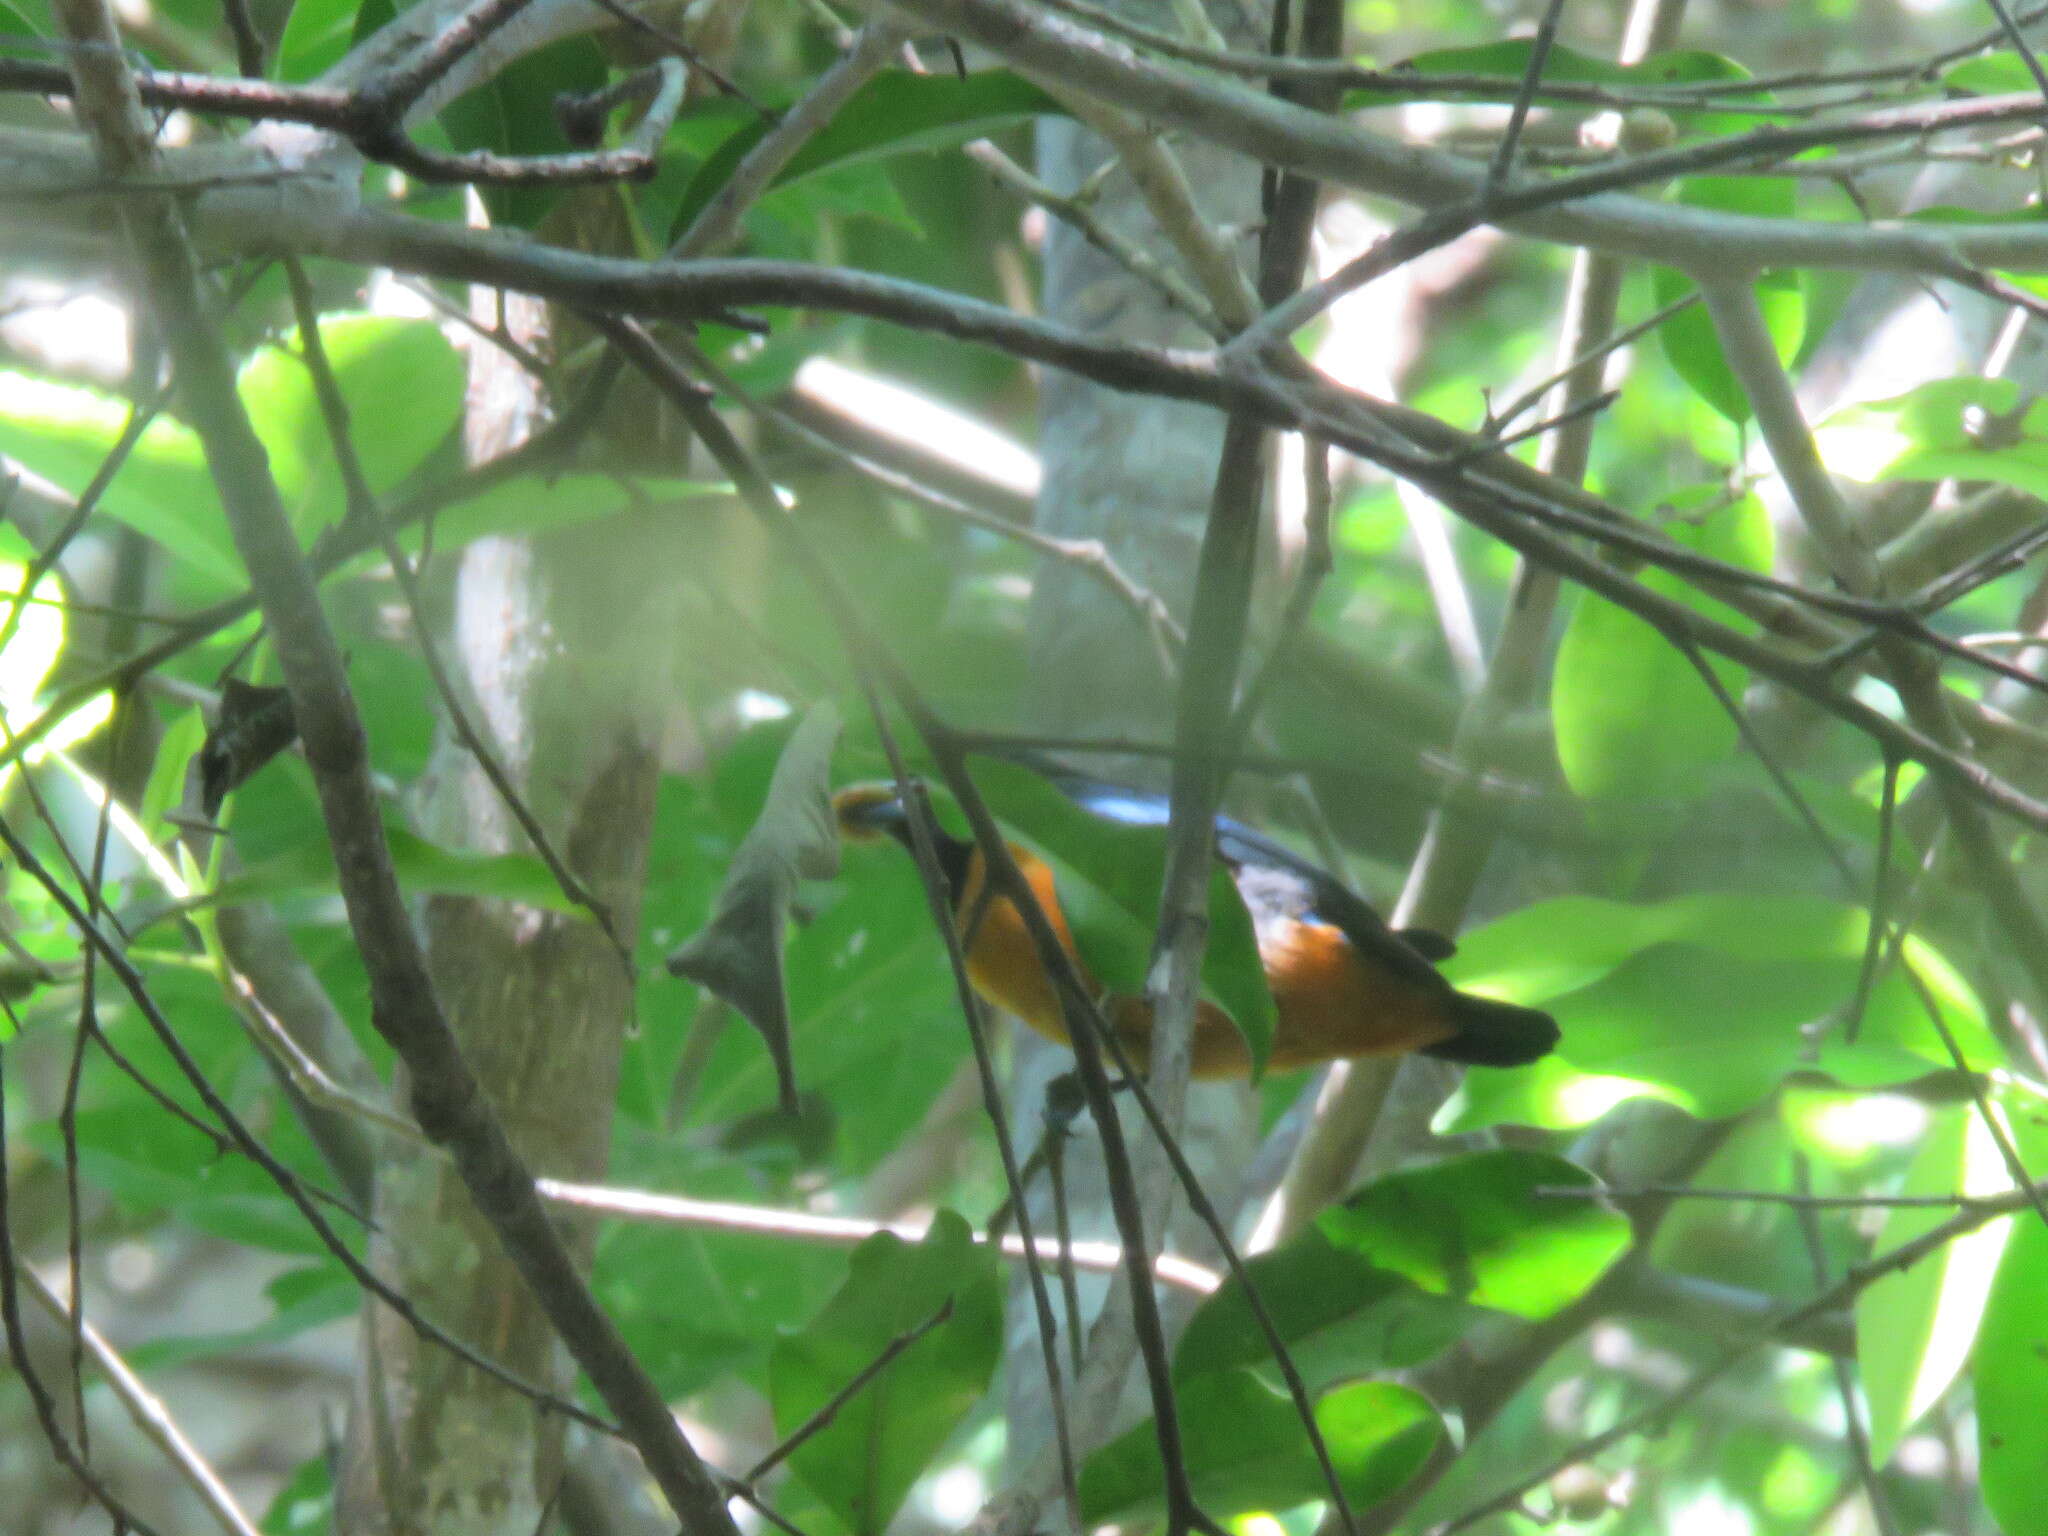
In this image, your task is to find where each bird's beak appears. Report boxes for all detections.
[831,783,911,843]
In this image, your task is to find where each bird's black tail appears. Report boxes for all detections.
[1423,992,1560,1067]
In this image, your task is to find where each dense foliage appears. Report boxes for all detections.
[2,0,2048,1534]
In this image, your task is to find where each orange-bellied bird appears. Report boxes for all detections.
[833,771,1558,1079]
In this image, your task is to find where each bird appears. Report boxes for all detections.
[831,768,1558,1080]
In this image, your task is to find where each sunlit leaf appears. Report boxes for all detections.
[0,371,241,586]
[1976,1213,2048,1536]
[1862,1106,2015,1465]
[1319,1150,1629,1317]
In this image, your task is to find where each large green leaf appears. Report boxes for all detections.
[1976,1213,2048,1536]
[1079,1371,1441,1523]
[239,314,465,539]
[1441,894,1991,1110]
[1443,891,1868,1003]
[1860,1106,2015,1465]
[1318,1150,1630,1318]
[768,1210,1001,1536]
[969,756,1278,1075]
[0,371,241,587]
[1944,51,2048,95]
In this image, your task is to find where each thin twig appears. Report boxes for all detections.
[19,1263,266,1536]
[743,1299,957,1482]
[1484,0,1570,198]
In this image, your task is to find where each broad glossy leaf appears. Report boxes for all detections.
[1437,1053,1684,1133]
[1319,1150,1629,1318]
[769,1210,1001,1536]
[1444,891,1865,1002]
[1861,1106,2014,1465]
[1080,1371,1441,1523]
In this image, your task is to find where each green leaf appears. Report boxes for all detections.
[1829,378,2048,497]
[1443,891,1863,1003]
[1651,180,1805,423]
[1553,589,1732,801]
[1860,1106,2015,1465]
[240,315,465,538]
[1391,41,1754,89]
[666,704,844,1114]
[1943,52,2048,95]
[1816,376,2021,484]
[668,69,1062,244]
[1320,1150,1629,1317]
[276,0,363,80]
[0,371,242,588]
[970,757,1277,1076]
[1977,1213,2048,1536]
[769,1210,1001,1536]
[264,1450,336,1536]
[1436,1050,1684,1134]
[1079,1372,1441,1523]
[1175,1224,1474,1389]
[1442,898,1993,1129]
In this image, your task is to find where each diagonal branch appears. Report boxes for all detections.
[51,0,741,1524]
